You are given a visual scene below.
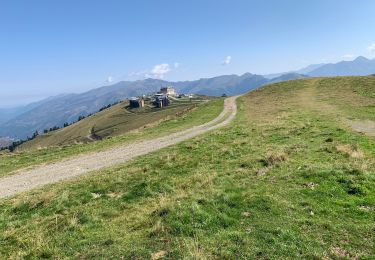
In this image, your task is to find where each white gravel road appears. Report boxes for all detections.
[0,96,237,198]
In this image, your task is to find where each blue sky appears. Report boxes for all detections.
[1,0,375,107]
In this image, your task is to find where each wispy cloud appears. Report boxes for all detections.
[342,54,354,60]
[174,62,180,69]
[368,43,375,53]
[129,70,147,77]
[222,55,232,65]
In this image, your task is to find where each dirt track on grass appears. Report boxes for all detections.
[0,97,238,198]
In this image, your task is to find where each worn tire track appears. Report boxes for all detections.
[0,96,238,198]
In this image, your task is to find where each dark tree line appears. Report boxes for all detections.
[2,130,40,152]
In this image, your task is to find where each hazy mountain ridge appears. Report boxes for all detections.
[308,56,375,76]
[0,95,66,125]
[0,137,13,149]
[267,73,308,84]
[2,55,375,139]
[265,56,375,78]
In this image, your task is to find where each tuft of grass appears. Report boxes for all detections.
[260,151,288,167]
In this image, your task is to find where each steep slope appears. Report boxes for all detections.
[308,56,375,76]
[0,77,374,258]
[18,96,211,150]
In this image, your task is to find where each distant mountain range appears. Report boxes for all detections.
[1,56,375,140]
[308,56,375,76]
[265,56,375,78]
[0,74,270,139]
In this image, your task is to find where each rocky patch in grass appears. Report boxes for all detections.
[348,120,375,136]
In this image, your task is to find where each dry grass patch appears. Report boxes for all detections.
[261,151,288,167]
[151,250,167,260]
[255,151,288,176]
[336,144,364,159]
[330,246,356,259]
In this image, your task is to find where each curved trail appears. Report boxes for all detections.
[0,96,238,198]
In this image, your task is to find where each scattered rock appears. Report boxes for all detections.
[91,192,102,199]
[256,167,269,176]
[107,192,123,198]
[358,205,373,211]
[242,212,251,217]
[304,182,319,190]
[151,250,167,260]
[348,120,375,137]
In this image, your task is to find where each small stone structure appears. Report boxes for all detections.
[129,97,144,108]
[154,95,170,108]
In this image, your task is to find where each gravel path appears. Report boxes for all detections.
[0,96,238,198]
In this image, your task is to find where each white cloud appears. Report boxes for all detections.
[130,62,180,79]
[368,43,375,53]
[146,63,170,79]
[106,76,113,83]
[222,55,232,65]
[342,54,354,60]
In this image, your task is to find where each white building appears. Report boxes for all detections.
[159,87,177,96]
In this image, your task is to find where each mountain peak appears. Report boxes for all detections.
[241,72,253,77]
[354,56,370,62]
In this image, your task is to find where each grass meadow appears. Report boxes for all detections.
[0,77,374,258]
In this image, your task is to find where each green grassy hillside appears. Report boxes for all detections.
[0,77,374,258]
[18,96,211,151]
[0,98,223,178]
